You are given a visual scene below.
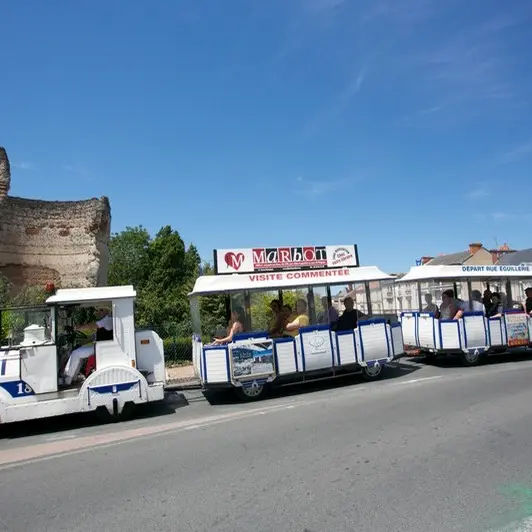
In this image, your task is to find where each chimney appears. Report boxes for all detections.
[0,146,11,199]
[469,242,483,255]
[492,243,511,264]
[421,256,433,264]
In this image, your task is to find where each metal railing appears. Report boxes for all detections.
[143,323,193,365]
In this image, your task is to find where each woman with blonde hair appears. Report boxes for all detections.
[212,306,246,345]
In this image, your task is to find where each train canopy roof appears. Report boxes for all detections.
[190,266,394,296]
[398,264,532,282]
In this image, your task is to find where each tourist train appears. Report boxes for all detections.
[397,264,532,365]
[189,245,405,401]
[0,286,165,424]
[2,243,531,420]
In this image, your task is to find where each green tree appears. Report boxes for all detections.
[106,226,221,341]
[0,274,10,307]
[107,225,199,334]
[184,244,201,280]
[10,285,47,306]
[108,226,151,288]
[1,310,24,343]
[249,289,306,331]
[249,292,276,331]
[198,262,227,339]
[135,226,194,334]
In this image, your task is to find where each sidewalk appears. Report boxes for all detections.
[165,364,201,389]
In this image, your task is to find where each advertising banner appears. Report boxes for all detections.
[505,313,530,347]
[214,245,359,274]
[230,340,275,379]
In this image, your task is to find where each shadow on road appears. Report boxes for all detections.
[0,391,189,441]
[415,349,532,369]
[0,360,427,438]
[204,359,422,405]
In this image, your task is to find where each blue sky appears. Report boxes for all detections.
[1,0,532,272]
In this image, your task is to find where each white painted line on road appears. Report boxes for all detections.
[390,376,443,386]
[43,434,78,442]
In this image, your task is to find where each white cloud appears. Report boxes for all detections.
[302,66,366,137]
[492,212,509,221]
[499,140,532,163]
[63,163,93,182]
[293,175,360,197]
[360,0,442,27]
[406,7,532,118]
[419,105,443,115]
[473,211,532,223]
[466,185,490,200]
[274,0,531,132]
[12,161,34,170]
[301,0,347,14]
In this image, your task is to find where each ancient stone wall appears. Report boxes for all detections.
[0,147,110,290]
[0,147,10,198]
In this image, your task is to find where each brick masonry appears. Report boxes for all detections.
[0,147,111,290]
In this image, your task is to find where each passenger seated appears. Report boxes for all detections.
[333,296,366,331]
[283,299,309,337]
[455,298,467,319]
[317,296,339,326]
[487,292,503,318]
[470,290,484,312]
[268,299,285,338]
[437,289,460,320]
[482,289,492,313]
[500,292,508,309]
[523,287,532,316]
[423,294,438,313]
[212,307,245,345]
[283,304,296,322]
[60,307,113,386]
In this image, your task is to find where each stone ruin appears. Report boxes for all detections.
[0,146,111,291]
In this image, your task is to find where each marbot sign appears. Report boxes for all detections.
[224,251,246,271]
[214,245,359,274]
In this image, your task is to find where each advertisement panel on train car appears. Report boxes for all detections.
[214,244,359,274]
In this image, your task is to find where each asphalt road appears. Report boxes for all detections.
[1,354,532,532]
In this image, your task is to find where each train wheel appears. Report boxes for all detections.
[460,350,481,367]
[234,382,268,402]
[361,362,384,381]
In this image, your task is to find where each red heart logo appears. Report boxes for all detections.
[224,252,245,270]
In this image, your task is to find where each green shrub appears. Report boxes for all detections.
[162,336,192,362]
[1,310,25,344]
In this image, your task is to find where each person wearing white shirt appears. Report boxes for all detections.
[318,296,339,325]
[470,290,485,313]
[61,307,113,386]
[94,313,113,341]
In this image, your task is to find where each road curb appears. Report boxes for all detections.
[165,380,202,391]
